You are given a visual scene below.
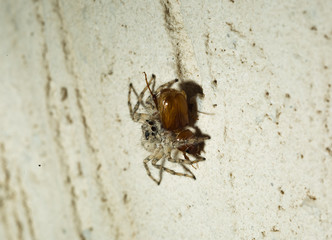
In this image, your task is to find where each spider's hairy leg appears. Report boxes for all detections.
[133,113,151,123]
[156,157,166,185]
[128,83,146,119]
[178,148,206,163]
[179,163,196,180]
[155,78,179,94]
[128,83,137,119]
[128,74,156,119]
[169,153,205,171]
[173,136,210,148]
[152,157,196,180]
[168,155,206,165]
[143,148,163,185]
[130,82,147,109]
[152,148,196,180]
[128,86,150,122]
[151,74,156,92]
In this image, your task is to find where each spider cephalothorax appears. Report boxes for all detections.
[140,119,162,152]
[128,73,208,185]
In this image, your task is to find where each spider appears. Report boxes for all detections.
[128,73,208,185]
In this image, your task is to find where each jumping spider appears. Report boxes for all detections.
[128,73,208,185]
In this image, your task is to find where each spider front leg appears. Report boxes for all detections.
[128,83,147,121]
[155,78,179,94]
[143,148,163,185]
[130,82,147,109]
[128,74,156,121]
[128,85,151,122]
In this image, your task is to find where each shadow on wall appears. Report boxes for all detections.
[179,80,210,156]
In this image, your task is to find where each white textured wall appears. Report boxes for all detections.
[0,0,331,239]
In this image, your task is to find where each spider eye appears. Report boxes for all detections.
[145,131,150,140]
[148,120,154,125]
[151,126,157,132]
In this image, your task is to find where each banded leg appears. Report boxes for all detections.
[174,136,210,148]
[168,155,206,165]
[152,157,196,180]
[179,146,206,163]
[133,73,156,113]
[151,74,156,92]
[143,148,163,185]
[128,83,147,119]
[128,83,142,120]
[157,156,166,185]
[127,84,150,122]
[180,163,196,180]
[155,79,179,94]
[130,82,147,109]
[128,74,156,119]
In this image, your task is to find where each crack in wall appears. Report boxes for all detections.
[225,22,245,38]
[17,173,36,240]
[52,0,118,235]
[74,89,116,224]
[13,211,23,240]
[0,143,14,240]
[324,83,331,157]
[161,0,200,81]
[204,32,215,82]
[68,178,86,240]
[324,83,331,135]
[75,89,97,153]
[33,1,86,239]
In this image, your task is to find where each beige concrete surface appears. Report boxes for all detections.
[0,0,331,239]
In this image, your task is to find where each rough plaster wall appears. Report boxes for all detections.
[0,0,331,239]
